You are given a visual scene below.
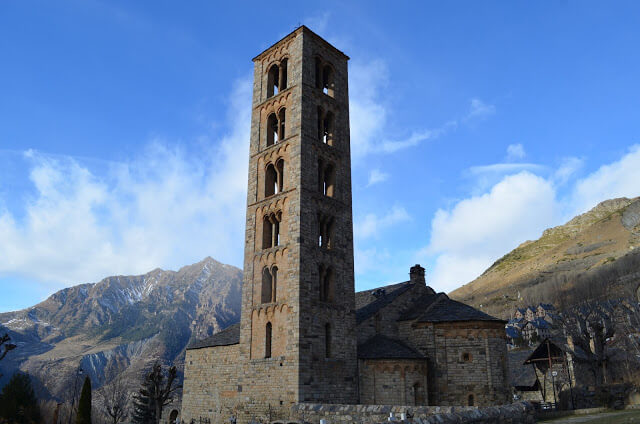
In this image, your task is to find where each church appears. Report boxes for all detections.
[181,26,510,424]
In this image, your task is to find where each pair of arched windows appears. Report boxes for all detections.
[265,160,284,197]
[266,108,286,146]
[317,107,335,146]
[317,213,334,249]
[318,264,334,302]
[261,266,278,304]
[317,159,335,197]
[267,59,288,98]
[315,57,335,97]
[262,212,282,249]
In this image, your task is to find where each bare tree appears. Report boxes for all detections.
[0,333,17,379]
[98,375,130,424]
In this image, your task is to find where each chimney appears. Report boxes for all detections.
[409,264,425,285]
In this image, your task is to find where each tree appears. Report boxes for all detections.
[0,333,17,379]
[99,375,130,424]
[0,372,41,423]
[76,376,92,424]
[132,362,181,424]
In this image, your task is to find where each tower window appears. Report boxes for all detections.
[266,113,278,146]
[325,323,332,358]
[265,108,286,147]
[319,265,334,302]
[262,212,282,249]
[317,159,335,197]
[267,64,279,98]
[265,322,272,358]
[315,57,335,98]
[266,60,288,99]
[264,160,284,197]
[261,266,278,304]
[462,352,472,363]
[322,65,335,97]
[468,394,475,407]
[322,111,334,145]
[317,213,335,249]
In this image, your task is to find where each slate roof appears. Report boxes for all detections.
[358,334,426,360]
[506,327,522,339]
[508,349,538,389]
[187,323,240,350]
[355,282,416,324]
[399,294,504,323]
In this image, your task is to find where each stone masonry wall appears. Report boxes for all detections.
[399,321,510,407]
[291,402,535,424]
[358,359,428,406]
[181,344,241,423]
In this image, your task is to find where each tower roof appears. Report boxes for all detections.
[252,25,349,62]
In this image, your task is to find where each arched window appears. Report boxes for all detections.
[468,394,475,406]
[317,213,334,249]
[322,163,335,197]
[322,65,335,97]
[262,267,272,304]
[325,323,332,358]
[266,108,286,147]
[276,159,284,193]
[319,265,334,302]
[315,57,323,89]
[262,212,282,249]
[278,108,286,140]
[462,352,472,363]
[267,64,279,98]
[261,266,278,303]
[322,111,334,145]
[266,113,278,146]
[279,58,288,91]
[265,322,272,358]
[265,164,277,197]
[317,106,324,140]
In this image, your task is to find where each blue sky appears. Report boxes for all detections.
[1,1,640,312]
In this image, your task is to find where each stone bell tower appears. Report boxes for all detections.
[238,26,358,412]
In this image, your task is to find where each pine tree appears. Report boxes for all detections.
[76,376,92,424]
[131,362,180,424]
[0,372,41,423]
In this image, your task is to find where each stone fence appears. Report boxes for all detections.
[291,402,535,424]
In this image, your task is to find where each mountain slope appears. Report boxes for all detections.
[0,257,242,400]
[450,197,640,318]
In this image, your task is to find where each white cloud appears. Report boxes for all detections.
[571,144,640,214]
[355,205,410,240]
[468,163,544,175]
[426,172,557,292]
[0,77,251,287]
[506,143,526,161]
[554,156,584,185]
[366,169,389,187]
[424,144,640,293]
[467,98,496,120]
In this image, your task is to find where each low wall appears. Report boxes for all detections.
[292,402,535,424]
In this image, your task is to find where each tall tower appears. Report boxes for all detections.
[239,26,358,412]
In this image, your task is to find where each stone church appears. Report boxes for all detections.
[181,26,509,423]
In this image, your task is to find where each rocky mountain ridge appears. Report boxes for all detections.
[0,257,242,400]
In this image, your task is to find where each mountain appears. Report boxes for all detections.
[450,197,640,318]
[0,257,242,401]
